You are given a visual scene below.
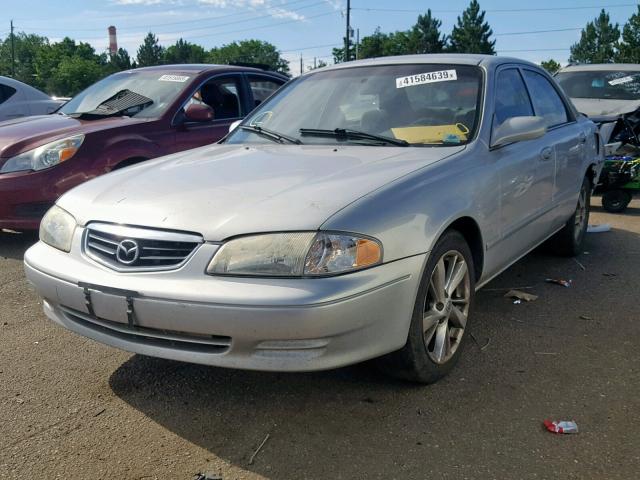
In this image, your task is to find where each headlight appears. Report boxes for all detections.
[39,205,76,252]
[0,134,84,174]
[207,232,382,277]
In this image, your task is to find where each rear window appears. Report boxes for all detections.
[556,70,640,100]
[0,84,17,104]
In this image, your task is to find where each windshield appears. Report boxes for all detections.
[226,64,483,146]
[60,71,191,118]
[556,70,640,101]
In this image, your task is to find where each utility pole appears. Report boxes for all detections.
[10,20,15,77]
[344,0,351,62]
[300,53,303,76]
[314,57,317,69]
[356,28,359,60]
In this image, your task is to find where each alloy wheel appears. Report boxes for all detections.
[422,250,471,364]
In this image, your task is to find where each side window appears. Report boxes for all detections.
[494,69,534,128]
[196,77,243,120]
[248,75,283,107]
[0,84,17,105]
[522,70,569,128]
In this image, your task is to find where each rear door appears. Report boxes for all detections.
[492,66,555,261]
[521,68,585,226]
[173,73,247,151]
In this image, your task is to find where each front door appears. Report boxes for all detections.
[174,74,246,151]
[492,67,555,265]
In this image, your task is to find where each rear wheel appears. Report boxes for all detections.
[602,189,632,213]
[378,230,474,384]
[549,176,590,257]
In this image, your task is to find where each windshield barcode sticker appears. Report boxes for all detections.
[608,76,634,86]
[396,70,457,89]
[159,74,190,83]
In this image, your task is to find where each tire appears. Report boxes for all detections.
[602,189,632,213]
[549,176,591,257]
[378,230,475,384]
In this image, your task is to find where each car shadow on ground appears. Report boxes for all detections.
[0,231,38,260]
[107,225,640,479]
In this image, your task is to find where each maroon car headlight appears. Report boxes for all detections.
[0,134,84,174]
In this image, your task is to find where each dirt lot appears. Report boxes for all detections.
[1,197,639,480]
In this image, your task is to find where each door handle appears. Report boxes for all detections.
[578,132,587,144]
[540,146,553,161]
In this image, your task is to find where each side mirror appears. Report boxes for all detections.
[491,116,547,148]
[229,119,242,133]
[184,103,214,122]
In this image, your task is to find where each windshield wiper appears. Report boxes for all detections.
[239,125,302,145]
[299,128,409,147]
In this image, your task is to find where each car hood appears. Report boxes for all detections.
[571,97,640,117]
[58,143,465,241]
[0,114,150,158]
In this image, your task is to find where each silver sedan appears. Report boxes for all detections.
[24,54,603,383]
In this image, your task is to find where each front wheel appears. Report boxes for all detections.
[602,189,632,213]
[549,176,591,257]
[378,230,475,384]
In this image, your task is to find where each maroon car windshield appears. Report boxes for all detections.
[59,71,192,119]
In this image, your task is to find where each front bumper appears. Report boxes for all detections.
[24,230,426,372]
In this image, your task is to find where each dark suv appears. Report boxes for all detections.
[0,64,287,230]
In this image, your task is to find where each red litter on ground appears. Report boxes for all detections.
[545,278,572,288]
[544,419,579,434]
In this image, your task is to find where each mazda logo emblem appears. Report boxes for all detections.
[115,239,140,265]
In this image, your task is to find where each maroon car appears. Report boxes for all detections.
[0,64,287,230]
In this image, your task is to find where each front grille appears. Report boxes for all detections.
[83,223,203,272]
[61,306,231,354]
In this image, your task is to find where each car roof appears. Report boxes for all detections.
[559,63,640,73]
[0,75,53,99]
[128,64,287,78]
[313,54,540,74]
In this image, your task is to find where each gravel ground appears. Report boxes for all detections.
[1,197,639,480]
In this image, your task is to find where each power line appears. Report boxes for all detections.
[17,0,325,36]
[352,3,638,14]
[495,27,582,36]
[17,0,317,23]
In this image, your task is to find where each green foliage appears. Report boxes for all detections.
[410,9,447,54]
[34,37,108,96]
[208,39,289,74]
[540,59,561,74]
[0,33,49,87]
[448,0,495,54]
[569,9,620,63]
[163,38,206,64]
[137,32,165,67]
[332,37,356,63]
[616,5,640,63]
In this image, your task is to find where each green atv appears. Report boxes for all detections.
[597,155,640,213]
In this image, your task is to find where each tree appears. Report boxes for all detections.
[541,59,561,74]
[208,40,289,74]
[357,28,413,59]
[616,5,640,63]
[332,36,356,63]
[448,0,495,54]
[137,32,164,67]
[111,48,133,71]
[308,59,328,71]
[0,33,49,88]
[358,27,388,59]
[569,9,620,64]
[33,37,107,95]
[410,9,446,54]
[164,38,206,64]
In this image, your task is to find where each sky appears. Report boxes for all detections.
[2,0,639,75]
